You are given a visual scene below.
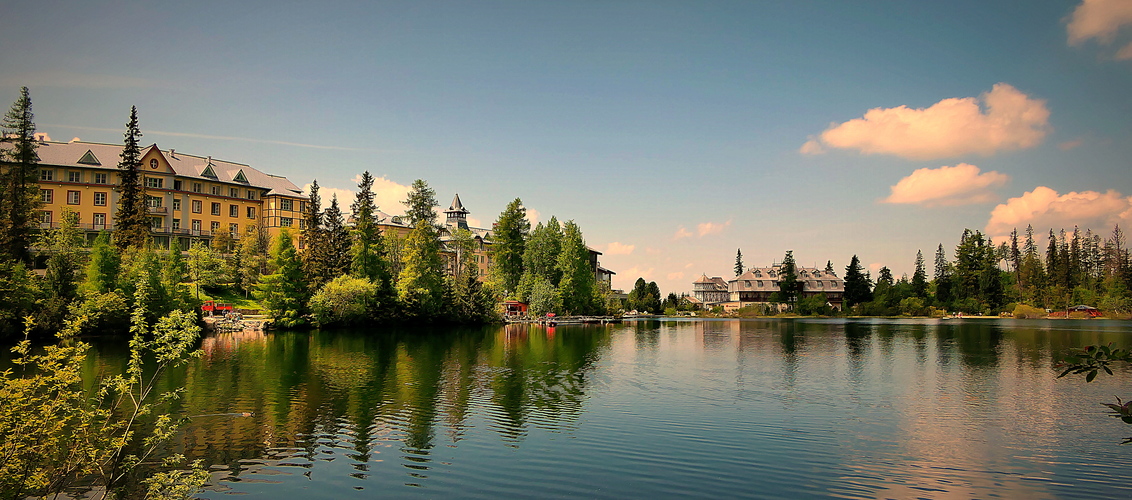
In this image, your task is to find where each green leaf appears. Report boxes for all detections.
[1086,370,1097,383]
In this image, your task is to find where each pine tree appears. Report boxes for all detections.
[0,87,41,264]
[734,249,744,276]
[1010,228,1022,297]
[825,260,835,275]
[843,255,872,308]
[489,198,529,297]
[911,250,927,298]
[933,243,953,306]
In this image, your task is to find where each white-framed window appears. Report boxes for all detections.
[41,189,53,203]
[229,204,238,217]
[280,217,292,227]
[192,200,202,213]
[67,191,80,205]
[67,171,81,183]
[211,185,221,195]
[192,182,202,193]
[211,203,221,216]
[210,221,221,232]
[247,206,256,219]
[94,192,107,206]
[172,218,181,230]
[40,211,52,224]
[246,190,256,200]
[93,173,108,184]
[229,223,238,235]
[280,198,293,211]
[93,213,106,227]
[145,177,163,189]
[150,217,163,228]
[146,195,162,208]
[191,219,201,232]
[40,169,53,181]
[229,187,239,198]
[172,199,181,211]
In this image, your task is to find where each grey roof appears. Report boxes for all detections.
[446,193,468,213]
[730,266,843,292]
[27,140,304,198]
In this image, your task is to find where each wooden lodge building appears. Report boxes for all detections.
[693,264,845,311]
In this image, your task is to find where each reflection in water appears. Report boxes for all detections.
[64,319,1132,498]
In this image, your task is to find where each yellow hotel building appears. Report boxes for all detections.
[30,139,307,248]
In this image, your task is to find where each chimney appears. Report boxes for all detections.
[169,148,176,159]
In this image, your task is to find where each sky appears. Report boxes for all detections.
[3,0,1131,294]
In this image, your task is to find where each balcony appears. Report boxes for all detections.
[147,206,168,214]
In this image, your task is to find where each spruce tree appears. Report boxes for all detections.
[911,250,927,298]
[934,243,953,306]
[778,250,800,307]
[735,249,744,276]
[825,260,835,275]
[489,198,529,297]
[322,195,351,278]
[349,172,389,283]
[301,180,327,287]
[397,180,444,319]
[0,87,42,264]
[843,255,871,308]
[114,106,149,250]
[257,229,309,327]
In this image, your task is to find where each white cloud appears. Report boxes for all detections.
[1067,0,1132,45]
[33,132,52,142]
[525,208,541,227]
[70,137,81,143]
[697,219,732,237]
[985,186,1132,237]
[684,262,695,268]
[673,226,693,240]
[622,266,655,280]
[667,271,685,281]
[883,163,1008,206]
[369,176,413,216]
[305,184,356,217]
[800,83,1050,160]
[606,242,635,255]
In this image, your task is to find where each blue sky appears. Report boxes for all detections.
[5,0,1131,293]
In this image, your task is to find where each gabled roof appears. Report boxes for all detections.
[26,140,304,197]
[446,193,468,213]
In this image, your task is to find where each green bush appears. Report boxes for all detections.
[309,275,378,327]
[1012,304,1047,319]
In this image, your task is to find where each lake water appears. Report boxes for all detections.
[87,319,1132,498]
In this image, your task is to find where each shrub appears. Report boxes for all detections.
[1012,304,1047,319]
[309,275,378,327]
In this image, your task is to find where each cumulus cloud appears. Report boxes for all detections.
[70,137,81,142]
[305,184,356,217]
[622,266,655,280]
[985,186,1132,237]
[34,132,52,142]
[800,83,1049,160]
[673,226,693,240]
[882,163,1008,206]
[667,271,685,281]
[367,176,413,216]
[697,219,732,237]
[525,208,541,226]
[1067,0,1132,45]
[606,242,635,255]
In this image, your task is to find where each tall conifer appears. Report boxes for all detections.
[0,87,41,263]
[114,106,149,250]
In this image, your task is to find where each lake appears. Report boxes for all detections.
[84,318,1132,498]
